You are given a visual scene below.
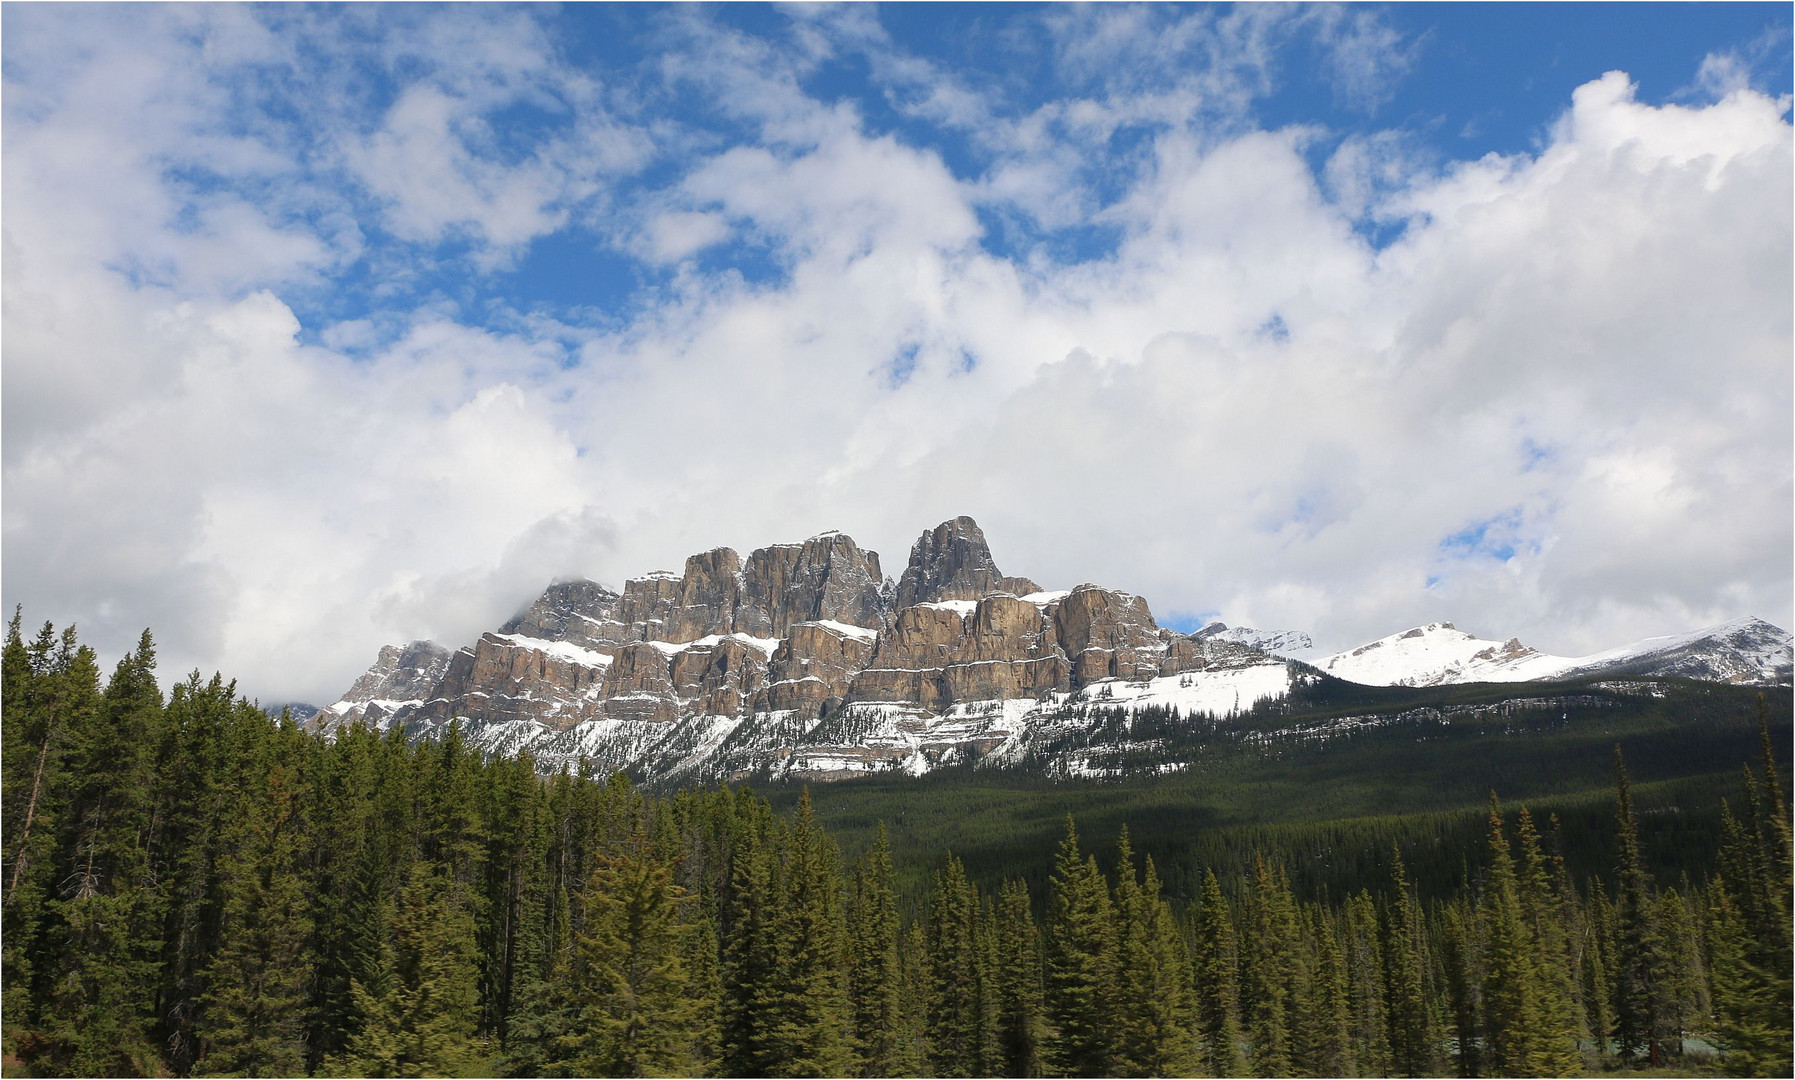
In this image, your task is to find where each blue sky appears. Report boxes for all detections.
[3,3,1790,700]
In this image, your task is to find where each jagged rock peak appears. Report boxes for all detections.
[896,516,1039,607]
[339,639,452,705]
[502,578,623,646]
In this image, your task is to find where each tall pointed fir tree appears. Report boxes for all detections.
[1109,833,1198,1078]
[1480,796,1546,1076]
[750,790,856,1078]
[38,630,166,1076]
[926,853,985,1077]
[850,826,904,1076]
[194,759,314,1077]
[1343,889,1393,1076]
[1384,847,1441,1077]
[559,836,710,1077]
[330,868,485,1078]
[1610,747,1665,1064]
[990,878,1043,1079]
[1240,855,1298,1078]
[1706,718,1794,1077]
[1191,868,1244,1077]
[1042,818,1115,1078]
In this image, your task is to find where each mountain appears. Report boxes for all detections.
[311,517,1295,783]
[311,515,1791,784]
[1195,622,1317,658]
[1312,617,1793,688]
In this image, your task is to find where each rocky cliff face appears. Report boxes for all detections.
[310,516,1791,786]
[894,516,1038,607]
[311,516,1295,783]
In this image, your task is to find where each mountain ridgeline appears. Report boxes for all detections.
[311,516,1792,785]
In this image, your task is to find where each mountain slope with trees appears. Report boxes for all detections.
[3,613,1790,1078]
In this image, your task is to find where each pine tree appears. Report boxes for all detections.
[1580,877,1616,1065]
[1,618,96,1065]
[1706,873,1786,1075]
[990,878,1043,1078]
[37,631,166,1076]
[195,761,314,1077]
[1042,817,1114,1077]
[331,869,485,1078]
[1706,720,1794,1078]
[559,837,708,1077]
[926,853,983,1076]
[1512,807,1583,1076]
[1109,834,1198,1078]
[1240,855,1297,1078]
[1438,894,1481,1079]
[1343,890,1392,1076]
[1480,795,1544,1075]
[850,826,905,1076]
[1610,747,1665,1063]
[1192,867,1244,1077]
[749,790,856,1078]
[1384,848,1440,1077]
[1306,907,1353,1078]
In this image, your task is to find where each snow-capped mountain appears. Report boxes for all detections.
[310,516,1790,785]
[310,517,1295,784]
[1195,622,1318,659]
[1312,618,1793,688]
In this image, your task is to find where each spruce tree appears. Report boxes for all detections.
[1512,807,1582,1076]
[1042,817,1114,1077]
[1480,795,1544,1075]
[1343,890,1392,1076]
[926,853,983,1077]
[37,631,166,1076]
[1240,855,1297,1078]
[850,826,904,1076]
[559,838,708,1077]
[331,869,485,1078]
[1109,835,1198,1078]
[990,878,1043,1078]
[1192,868,1244,1077]
[1610,747,1664,1063]
[1384,848,1440,1077]
[1438,895,1481,1079]
[195,762,314,1077]
[1307,907,1353,1078]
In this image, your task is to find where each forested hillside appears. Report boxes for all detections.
[3,615,1790,1078]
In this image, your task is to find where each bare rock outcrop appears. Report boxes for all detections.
[501,579,626,650]
[602,642,680,723]
[339,639,453,704]
[421,633,606,731]
[1160,633,1279,675]
[896,516,1039,607]
[1052,584,1165,686]
[764,621,878,716]
[617,571,684,643]
[736,532,886,637]
[848,593,1070,709]
[668,548,743,642]
[670,637,770,717]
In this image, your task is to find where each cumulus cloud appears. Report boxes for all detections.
[3,6,1788,703]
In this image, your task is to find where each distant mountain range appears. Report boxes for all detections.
[301,516,1791,784]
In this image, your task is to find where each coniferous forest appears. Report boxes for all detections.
[3,615,1791,1079]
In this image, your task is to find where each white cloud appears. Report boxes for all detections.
[3,7,1788,704]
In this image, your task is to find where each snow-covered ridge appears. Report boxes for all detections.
[1313,617,1792,688]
